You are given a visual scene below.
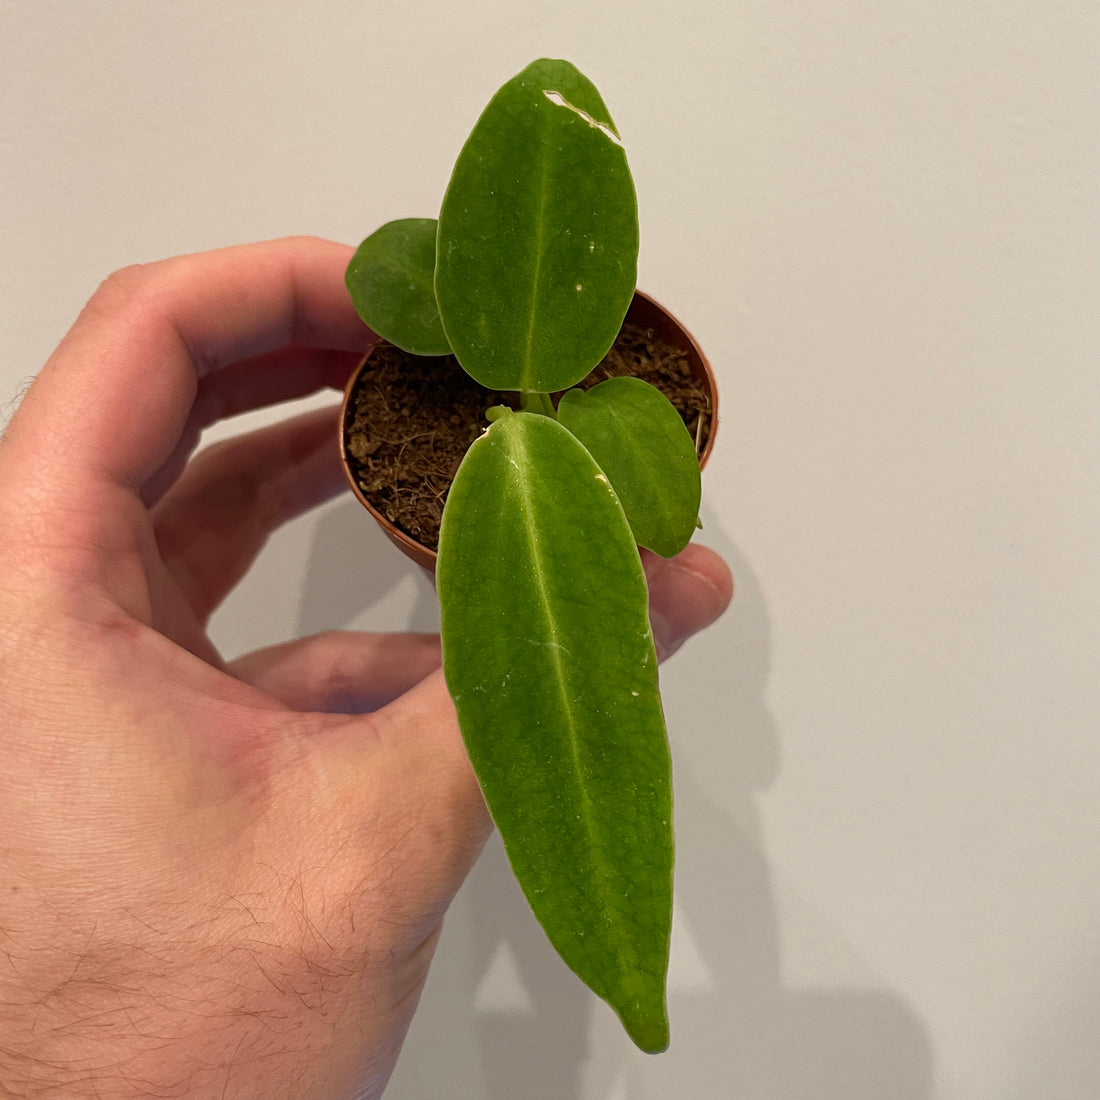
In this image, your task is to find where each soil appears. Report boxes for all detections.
[343,322,713,551]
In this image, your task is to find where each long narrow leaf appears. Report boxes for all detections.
[437,410,671,1052]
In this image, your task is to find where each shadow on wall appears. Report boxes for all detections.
[296,498,439,637]
[298,501,933,1100]
[608,520,932,1100]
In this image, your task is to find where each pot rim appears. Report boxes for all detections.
[339,289,718,572]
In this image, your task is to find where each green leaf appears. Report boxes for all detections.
[437,410,671,1052]
[435,59,638,392]
[558,377,702,557]
[345,218,451,355]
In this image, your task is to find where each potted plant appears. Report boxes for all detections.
[339,58,716,1053]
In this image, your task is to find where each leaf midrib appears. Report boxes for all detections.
[518,109,553,392]
[508,423,623,984]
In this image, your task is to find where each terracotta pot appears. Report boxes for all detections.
[339,290,718,573]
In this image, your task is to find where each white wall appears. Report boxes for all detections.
[2,3,1097,1097]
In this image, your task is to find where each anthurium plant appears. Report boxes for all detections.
[344,58,701,1053]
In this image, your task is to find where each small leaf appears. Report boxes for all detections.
[437,411,671,1052]
[345,218,451,355]
[436,59,638,392]
[558,377,702,557]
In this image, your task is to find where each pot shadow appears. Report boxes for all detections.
[296,498,439,637]
[298,501,933,1099]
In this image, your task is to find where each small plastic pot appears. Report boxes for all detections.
[339,289,719,573]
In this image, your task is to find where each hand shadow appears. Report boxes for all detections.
[301,501,933,1099]
[592,517,932,1100]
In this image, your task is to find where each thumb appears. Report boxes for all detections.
[644,543,733,660]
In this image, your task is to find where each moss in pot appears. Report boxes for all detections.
[340,58,716,1053]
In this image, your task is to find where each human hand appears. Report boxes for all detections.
[0,237,732,1099]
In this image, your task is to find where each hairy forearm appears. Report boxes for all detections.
[0,899,414,1100]
[0,938,354,1098]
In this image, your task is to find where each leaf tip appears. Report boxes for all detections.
[624,1006,670,1054]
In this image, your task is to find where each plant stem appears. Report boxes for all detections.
[520,391,557,418]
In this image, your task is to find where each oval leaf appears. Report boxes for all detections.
[345,217,451,355]
[558,377,702,557]
[437,410,671,1052]
[436,59,638,392]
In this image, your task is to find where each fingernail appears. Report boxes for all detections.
[648,606,679,662]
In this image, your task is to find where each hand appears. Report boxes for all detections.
[0,238,732,1099]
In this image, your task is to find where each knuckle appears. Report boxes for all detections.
[79,259,178,331]
[74,264,156,333]
[90,262,155,310]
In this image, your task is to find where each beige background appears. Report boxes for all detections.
[2,3,1098,1097]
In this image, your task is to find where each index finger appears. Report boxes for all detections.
[3,237,371,494]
